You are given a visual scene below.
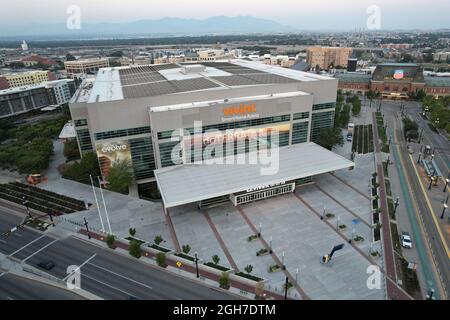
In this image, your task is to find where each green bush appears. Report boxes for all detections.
[129,240,141,258]
[129,228,136,237]
[219,272,230,289]
[106,234,115,248]
[156,252,167,267]
[182,244,191,254]
[154,235,163,245]
[212,254,220,265]
[244,264,253,274]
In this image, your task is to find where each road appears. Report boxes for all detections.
[0,208,238,300]
[0,273,83,300]
[378,100,450,299]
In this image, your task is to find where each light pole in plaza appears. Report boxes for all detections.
[440,203,448,219]
[443,179,449,192]
[417,152,422,164]
[269,236,273,254]
[281,251,286,270]
[258,222,262,238]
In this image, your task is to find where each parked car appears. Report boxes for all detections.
[346,134,353,142]
[401,232,413,249]
[38,260,55,270]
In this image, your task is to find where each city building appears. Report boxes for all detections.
[197,49,236,62]
[0,79,75,118]
[0,70,56,89]
[64,58,110,74]
[433,52,450,63]
[306,46,352,70]
[262,54,297,68]
[347,58,357,72]
[21,40,29,51]
[20,54,58,67]
[336,63,450,98]
[69,60,345,203]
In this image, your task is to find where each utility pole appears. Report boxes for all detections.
[22,196,32,219]
[443,178,449,193]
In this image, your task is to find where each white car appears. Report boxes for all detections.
[401,232,413,249]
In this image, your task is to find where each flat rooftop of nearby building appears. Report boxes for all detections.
[71,59,336,104]
[154,142,354,208]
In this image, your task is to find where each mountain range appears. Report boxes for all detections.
[0,16,297,38]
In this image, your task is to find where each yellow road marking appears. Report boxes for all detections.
[408,154,450,259]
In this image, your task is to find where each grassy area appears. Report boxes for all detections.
[235,272,264,282]
[388,198,395,220]
[174,252,195,262]
[149,244,171,253]
[204,262,230,272]
[385,179,392,197]
[390,222,402,255]
[399,257,421,297]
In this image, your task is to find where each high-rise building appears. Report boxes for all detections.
[1,70,55,89]
[306,47,353,70]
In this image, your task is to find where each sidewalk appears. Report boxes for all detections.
[77,229,296,300]
[372,112,412,300]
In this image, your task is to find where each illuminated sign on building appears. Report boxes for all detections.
[222,102,259,122]
[393,70,405,80]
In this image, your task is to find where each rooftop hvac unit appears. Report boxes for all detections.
[181,64,206,75]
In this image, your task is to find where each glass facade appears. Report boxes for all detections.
[311,110,335,142]
[312,102,335,111]
[129,137,156,180]
[159,141,180,167]
[293,111,310,120]
[292,122,309,144]
[74,119,88,127]
[95,126,150,140]
[76,128,93,153]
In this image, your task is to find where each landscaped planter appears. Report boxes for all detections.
[353,235,365,243]
[268,264,281,273]
[230,273,266,286]
[338,224,347,231]
[256,248,269,256]
[247,234,258,242]
[148,244,172,254]
[325,213,335,220]
[203,262,230,272]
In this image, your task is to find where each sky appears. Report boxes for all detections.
[1,0,449,30]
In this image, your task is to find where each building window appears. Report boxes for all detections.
[76,128,93,152]
[292,122,309,144]
[129,137,156,180]
[159,141,180,167]
[311,111,335,142]
[312,102,335,111]
[74,119,88,127]
[293,112,310,120]
[95,126,151,140]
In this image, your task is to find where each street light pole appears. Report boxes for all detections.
[428,176,434,190]
[393,197,400,215]
[443,179,449,193]
[440,204,448,219]
[22,196,31,219]
[194,252,199,278]
[269,236,273,254]
[417,152,422,164]
[284,276,289,300]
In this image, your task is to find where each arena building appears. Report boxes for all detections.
[336,63,450,98]
[69,60,353,208]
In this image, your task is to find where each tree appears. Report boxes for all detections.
[60,152,101,185]
[318,127,344,150]
[156,252,167,267]
[154,235,163,245]
[129,240,141,258]
[244,264,253,274]
[63,138,81,160]
[106,234,115,248]
[212,254,220,265]
[106,159,134,194]
[219,272,230,289]
[129,227,136,237]
[182,244,191,255]
[65,53,76,61]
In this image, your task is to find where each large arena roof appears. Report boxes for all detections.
[72,59,335,103]
[154,142,354,208]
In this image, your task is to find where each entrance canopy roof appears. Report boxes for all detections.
[154,142,354,208]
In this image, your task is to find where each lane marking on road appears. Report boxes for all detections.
[62,254,97,281]
[408,154,450,259]
[22,239,59,263]
[8,234,46,257]
[81,273,143,299]
[86,262,153,290]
